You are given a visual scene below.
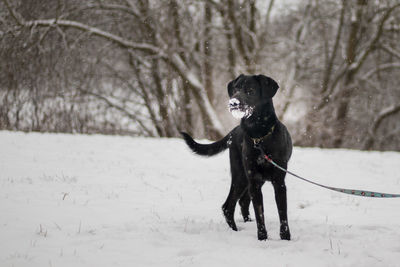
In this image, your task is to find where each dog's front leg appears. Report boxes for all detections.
[248,180,267,240]
[272,171,291,240]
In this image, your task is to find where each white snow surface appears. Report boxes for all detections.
[228,99,253,119]
[1,131,400,267]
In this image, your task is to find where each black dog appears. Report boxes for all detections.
[181,74,292,241]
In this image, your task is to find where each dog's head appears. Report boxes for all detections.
[227,74,279,119]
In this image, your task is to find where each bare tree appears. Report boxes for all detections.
[1,0,226,137]
[1,0,399,151]
[273,0,400,150]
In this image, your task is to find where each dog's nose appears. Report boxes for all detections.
[229,98,240,108]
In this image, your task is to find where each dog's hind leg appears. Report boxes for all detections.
[239,190,252,222]
[272,166,291,240]
[222,182,245,231]
[222,148,247,231]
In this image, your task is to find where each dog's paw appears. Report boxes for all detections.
[243,216,252,222]
[257,230,268,241]
[280,224,291,240]
[225,218,238,231]
[224,219,238,231]
[222,208,238,231]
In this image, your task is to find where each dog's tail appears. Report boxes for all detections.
[180,131,230,156]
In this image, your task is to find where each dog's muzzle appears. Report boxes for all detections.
[229,98,253,119]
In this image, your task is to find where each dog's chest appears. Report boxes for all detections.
[256,154,267,165]
[241,146,274,181]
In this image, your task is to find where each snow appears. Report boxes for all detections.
[229,98,254,119]
[1,131,400,267]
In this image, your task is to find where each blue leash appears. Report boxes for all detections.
[255,144,400,198]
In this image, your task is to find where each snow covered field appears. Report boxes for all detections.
[1,131,400,267]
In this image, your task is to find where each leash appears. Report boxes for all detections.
[254,144,400,198]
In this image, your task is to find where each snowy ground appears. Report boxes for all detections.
[1,131,400,267]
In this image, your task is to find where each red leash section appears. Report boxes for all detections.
[255,145,400,198]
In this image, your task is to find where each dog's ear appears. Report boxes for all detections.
[256,74,279,98]
[227,74,244,97]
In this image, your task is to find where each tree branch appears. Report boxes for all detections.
[372,104,400,133]
[317,3,400,112]
[321,0,345,94]
[227,0,253,72]
[379,44,400,60]
[361,62,400,81]
[2,0,225,137]
[363,104,400,149]
[2,0,160,55]
[2,0,25,26]
[77,87,154,136]
[348,3,400,74]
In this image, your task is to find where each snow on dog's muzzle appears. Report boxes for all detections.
[228,98,253,119]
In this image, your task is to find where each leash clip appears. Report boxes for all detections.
[253,142,273,163]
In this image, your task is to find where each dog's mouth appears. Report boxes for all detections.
[228,98,253,119]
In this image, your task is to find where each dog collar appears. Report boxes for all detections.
[251,124,275,145]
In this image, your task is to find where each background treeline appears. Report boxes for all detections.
[0,0,399,151]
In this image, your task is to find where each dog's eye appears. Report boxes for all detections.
[245,88,255,95]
